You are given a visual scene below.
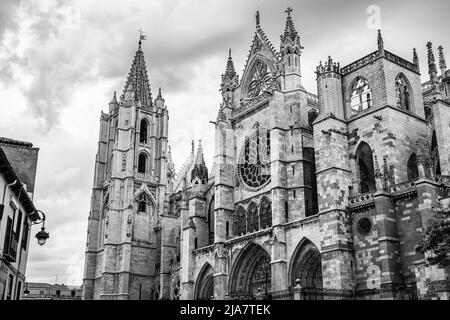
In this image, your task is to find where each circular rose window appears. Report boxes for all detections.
[357,217,372,235]
[237,127,271,191]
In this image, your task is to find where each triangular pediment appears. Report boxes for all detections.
[243,29,280,77]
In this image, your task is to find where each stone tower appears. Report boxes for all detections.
[82,38,169,300]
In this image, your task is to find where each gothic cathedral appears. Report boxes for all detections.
[82,9,450,300]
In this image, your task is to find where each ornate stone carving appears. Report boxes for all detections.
[247,60,277,99]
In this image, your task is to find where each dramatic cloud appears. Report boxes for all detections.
[0,0,449,286]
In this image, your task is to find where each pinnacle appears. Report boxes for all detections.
[281,7,298,43]
[224,49,237,79]
[156,87,164,100]
[195,140,205,165]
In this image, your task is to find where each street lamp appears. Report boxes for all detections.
[31,210,49,246]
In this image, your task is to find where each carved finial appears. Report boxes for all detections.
[256,10,260,27]
[377,29,384,56]
[438,45,447,76]
[229,48,231,58]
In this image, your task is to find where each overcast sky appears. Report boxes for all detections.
[0,0,449,286]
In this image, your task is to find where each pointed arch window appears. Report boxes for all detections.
[395,74,411,111]
[407,153,419,181]
[259,197,272,229]
[140,119,148,144]
[138,153,147,174]
[356,142,376,193]
[247,202,259,233]
[350,78,372,115]
[234,206,246,236]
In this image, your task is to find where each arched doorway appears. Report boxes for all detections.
[289,238,323,300]
[229,243,271,299]
[195,263,214,300]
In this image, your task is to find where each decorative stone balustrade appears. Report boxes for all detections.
[192,244,214,256]
[435,175,450,185]
[390,181,417,199]
[347,192,375,212]
[169,262,180,271]
[284,214,319,230]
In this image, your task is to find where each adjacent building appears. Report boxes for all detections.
[22,282,82,300]
[0,137,39,300]
[82,9,450,300]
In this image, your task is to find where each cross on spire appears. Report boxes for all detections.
[285,7,293,16]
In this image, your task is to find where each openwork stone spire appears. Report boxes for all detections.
[281,7,298,43]
[427,42,438,83]
[122,39,153,108]
[377,29,384,56]
[438,46,447,75]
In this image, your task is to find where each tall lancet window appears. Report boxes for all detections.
[140,119,148,144]
[356,142,376,193]
[350,78,372,115]
[395,74,411,111]
[138,153,147,174]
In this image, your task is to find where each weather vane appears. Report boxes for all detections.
[139,28,147,41]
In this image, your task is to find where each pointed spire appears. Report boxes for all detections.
[122,38,153,107]
[220,49,239,94]
[281,7,298,43]
[377,29,384,56]
[224,49,237,79]
[438,46,447,76]
[427,42,438,83]
[191,140,208,183]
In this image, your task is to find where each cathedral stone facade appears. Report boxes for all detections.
[82,9,450,300]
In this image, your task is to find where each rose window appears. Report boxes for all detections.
[238,127,271,190]
[247,60,274,98]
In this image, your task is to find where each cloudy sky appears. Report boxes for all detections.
[0,0,449,286]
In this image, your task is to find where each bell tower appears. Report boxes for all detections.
[82,36,169,300]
